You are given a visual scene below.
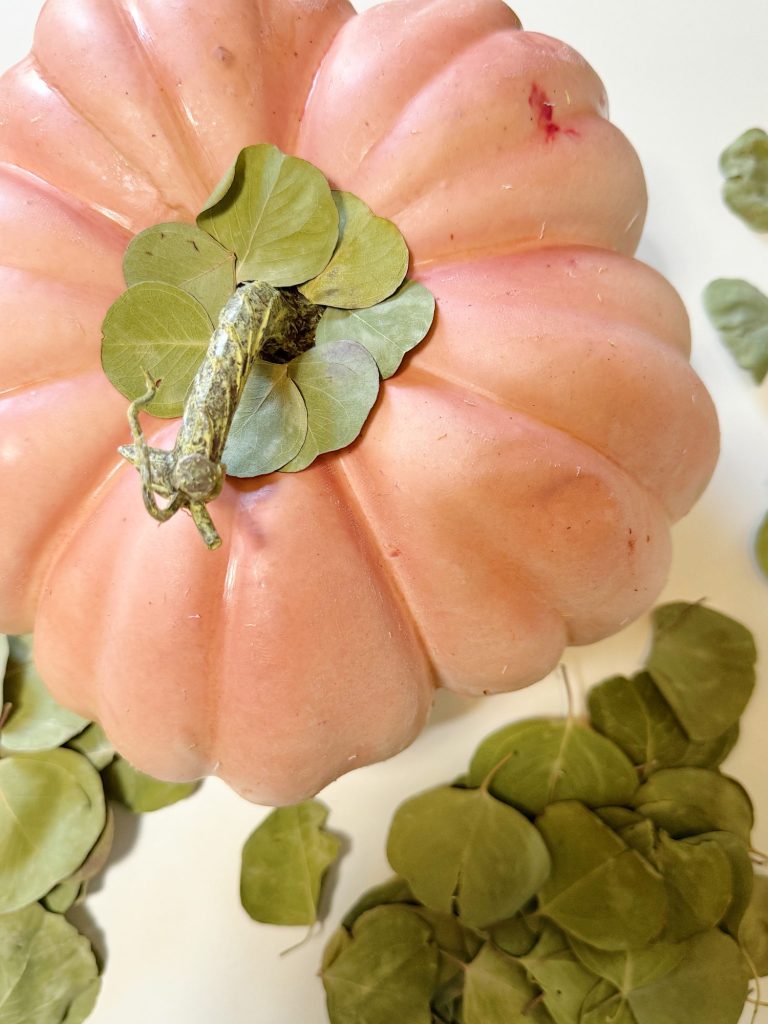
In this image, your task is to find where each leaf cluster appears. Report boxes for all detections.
[0,633,201,1023]
[321,602,765,1024]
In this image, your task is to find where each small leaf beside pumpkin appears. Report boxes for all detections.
[719,127,768,231]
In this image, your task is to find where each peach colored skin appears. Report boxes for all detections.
[0,0,718,804]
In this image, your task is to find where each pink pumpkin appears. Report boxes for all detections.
[0,0,717,803]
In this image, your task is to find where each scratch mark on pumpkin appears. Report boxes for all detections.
[528,83,579,141]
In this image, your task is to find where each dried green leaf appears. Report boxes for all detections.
[488,913,540,958]
[569,936,686,995]
[756,511,768,578]
[580,982,636,1024]
[720,127,768,231]
[650,833,732,942]
[42,878,87,915]
[645,603,756,742]
[521,923,599,1024]
[685,831,753,937]
[321,905,439,1024]
[222,360,307,476]
[123,222,236,321]
[1,636,88,753]
[197,144,338,287]
[703,278,768,383]
[675,724,739,771]
[632,768,754,842]
[66,723,115,772]
[341,877,416,930]
[102,757,199,813]
[739,872,768,977]
[463,943,546,1024]
[281,341,380,472]
[315,279,435,378]
[0,749,105,913]
[467,718,638,816]
[536,802,667,950]
[595,807,644,831]
[300,191,408,309]
[617,818,657,859]
[101,282,213,418]
[0,904,100,1024]
[240,799,341,926]
[386,785,551,929]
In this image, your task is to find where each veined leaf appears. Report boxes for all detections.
[463,943,546,1024]
[720,127,768,231]
[632,767,754,842]
[703,278,768,383]
[102,757,200,813]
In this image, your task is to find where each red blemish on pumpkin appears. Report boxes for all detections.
[528,84,579,142]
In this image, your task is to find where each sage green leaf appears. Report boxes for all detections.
[650,833,732,942]
[221,360,307,477]
[536,802,667,950]
[617,818,657,859]
[1,636,88,753]
[282,341,380,472]
[627,929,749,1024]
[756,511,768,578]
[321,905,439,1024]
[42,878,87,915]
[414,906,483,969]
[720,127,768,231]
[467,718,638,816]
[0,903,100,1024]
[341,876,416,930]
[197,144,338,287]
[102,757,199,813]
[299,191,408,309]
[240,800,341,926]
[387,785,551,929]
[322,927,352,975]
[62,979,102,1024]
[315,280,435,378]
[685,831,753,936]
[67,805,115,886]
[521,924,599,1024]
[489,913,539,957]
[580,982,636,1024]
[66,723,115,771]
[675,723,739,771]
[645,603,756,741]
[632,768,754,842]
[463,943,546,1024]
[595,808,644,831]
[569,936,686,994]
[101,282,213,417]
[0,749,105,913]
[123,222,236,321]
[739,872,768,977]
[703,278,768,383]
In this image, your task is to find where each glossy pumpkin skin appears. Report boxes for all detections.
[0,0,718,804]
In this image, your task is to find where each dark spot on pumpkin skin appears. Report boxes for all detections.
[214,46,234,65]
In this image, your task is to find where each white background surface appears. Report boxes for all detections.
[1,1,767,1022]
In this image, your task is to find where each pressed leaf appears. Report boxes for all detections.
[240,800,341,926]
[197,144,338,287]
[520,923,599,1024]
[341,877,416,930]
[321,905,438,1024]
[720,127,768,231]
[282,341,380,472]
[650,833,732,942]
[463,942,546,1024]
[756,511,768,578]
[739,872,768,977]
[0,749,105,913]
[645,603,756,741]
[467,718,638,816]
[685,831,753,937]
[0,903,100,1024]
[102,757,199,813]
[315,279,435,378]
[569,936,686,994]
[123,222,236,321]
[632,767,754,842]
[536,802,667,950]
[101,282,213,417]
[300,191,408,309]
[386,785,551,929]
[1,635,88,753]
[222,360,307,476]
[66,723,115,771]
[703,278,768,383]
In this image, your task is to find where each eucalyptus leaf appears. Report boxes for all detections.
[463,942,547,1024]
[720,127,768,231]
[66,723,115,772]
[632,768,754,842]
[282,341,380,472]
[101,282,213,418]
[536,802,667,950]
[617,818,657,859]
[321,905,439,1024]
[42,878,87,915]
[221,360,307,477]
[467,718,638,817]
[0,749,105,913]
[580,982,636,1024]
[675,724,739,771]
[197,144,338,287]
[102,757,199,813]
[645,603,756,741]
[300,191,408,309]
[521,923,600,1024]
[739,872,768,977]
[756,511,768,578]
[1,636,89,753]
[386,785,551,929]
[315,280,435,378]
[685,831,753,937]
[595,808,644,831]
[240,799,341,926]
[703,278,768,383]
[489,913,540,957]
[568,936,686,994]
[0,903,100,1024]
[61,979,102,1024]
[123,222,236,321]
[341,876,416,930]
[650,833,732,942]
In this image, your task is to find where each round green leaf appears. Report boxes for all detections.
[520,924,600,1024]
[221,360,307,477]
[102,757,199,813]
[467,718,638,816]
[632,767,754,842]
[282,341,380,472]
[1,636,88,753]
[66,723,115,771]
[569,936,687,994]
[686,831,753,937]
[340,877,416,931]
[720,127,768,231]
[488,914,540,958]
[386,785,551,929]
[240,800,341,926]
[0,904,100,1024]
[299,191,408,309]
[315,280,436,378]
[101,282,213,418]
[739,872,768,977]
[123,222,236,322]
[197,144,338,287]
[0,749,105,913]
[463,943,546,1024]
[703,278,768,384]
[650,833,733,942]
[675,723,739,771]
